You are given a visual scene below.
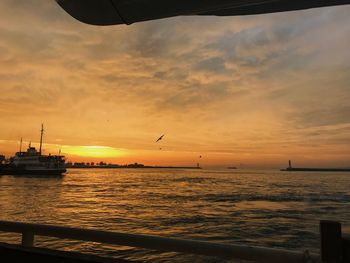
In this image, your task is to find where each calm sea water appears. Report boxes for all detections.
[0,168,350,262]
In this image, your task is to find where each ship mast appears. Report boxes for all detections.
[19,137,22,154]
[39,124,44,154]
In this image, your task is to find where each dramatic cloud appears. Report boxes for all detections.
[0,1,349,167]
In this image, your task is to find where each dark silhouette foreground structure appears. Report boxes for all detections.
[56,0,350,25]
[1,220,350,262]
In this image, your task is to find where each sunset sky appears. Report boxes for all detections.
[0,1,349,168]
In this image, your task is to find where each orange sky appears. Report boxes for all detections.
[0,1,350,168]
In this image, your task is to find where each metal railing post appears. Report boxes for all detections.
[342,235,350,262]
[320,220,342,263]
[21,231,34,247]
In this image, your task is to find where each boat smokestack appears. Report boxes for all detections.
[288,160,292,168]
[39,124,44,154]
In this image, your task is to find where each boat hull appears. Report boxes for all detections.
[0,166,66,176]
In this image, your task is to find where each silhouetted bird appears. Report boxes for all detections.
[156,134,164,143]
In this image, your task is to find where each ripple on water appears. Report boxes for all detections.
[1,169,350,261]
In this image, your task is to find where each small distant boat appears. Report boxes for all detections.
[227,166,237,169]
[0,124,66,176]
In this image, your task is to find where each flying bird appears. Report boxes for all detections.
[156,134,164,143]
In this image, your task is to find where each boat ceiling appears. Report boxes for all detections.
[56,0,350,25]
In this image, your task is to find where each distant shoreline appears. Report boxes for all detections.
[281,167,350,172]
[280,160,350,172]
[66,165,201,169]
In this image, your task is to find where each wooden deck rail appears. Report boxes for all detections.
[0,220,322,263]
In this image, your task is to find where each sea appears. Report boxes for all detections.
[0,168,349,262]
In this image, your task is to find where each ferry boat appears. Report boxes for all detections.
[0,125,66,176]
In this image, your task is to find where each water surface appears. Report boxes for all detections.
[0,168,349,262]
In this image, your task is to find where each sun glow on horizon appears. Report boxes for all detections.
[62,145,127,158]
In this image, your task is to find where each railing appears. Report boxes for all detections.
[0,220,326,263]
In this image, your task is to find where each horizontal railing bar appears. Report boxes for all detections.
[0,220,319,263]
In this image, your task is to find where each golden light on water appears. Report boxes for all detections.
[62,146,126,158]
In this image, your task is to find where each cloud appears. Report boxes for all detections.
[194,57,227,73]
[0,1,349,165]
[293,106,350,128]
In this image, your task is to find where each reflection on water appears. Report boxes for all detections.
[0,168,350,262]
